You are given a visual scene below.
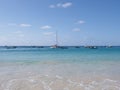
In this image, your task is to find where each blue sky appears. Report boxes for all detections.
[0,0,120,46]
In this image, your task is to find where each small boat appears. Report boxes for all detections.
[37,46,44,48]
[106,46,112,48]
[84,46,98,49]
[90,46,97,49]
[5,46,17,49]
[75,46,80,48]
[50,44,58,49]
[50,31,59,49]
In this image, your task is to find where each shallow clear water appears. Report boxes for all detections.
[0,47,120,90]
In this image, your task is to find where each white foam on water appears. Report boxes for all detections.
[41,81,52,90]
[63,87,69,90]
[1,74,120,90]
[67,79,78,86]
[104,79,117,83]
[45,74,49,77]
[77,83,84,87]
[84,86,91,90]
[4,79,18,90]
[49,81,54,86]
[28,79,36,83]
[90,81,98,85]
[55,75,63,79]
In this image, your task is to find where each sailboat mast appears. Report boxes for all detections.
[56,31,58,46]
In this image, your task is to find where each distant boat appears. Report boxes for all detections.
[84,46,98,49]
[50,44,58,48]
[5,46,17,49]
[75,46,80,48]
[50,31,59,49]
[90,46,97,49]
[37,46,44,48]
[106,46,112,48]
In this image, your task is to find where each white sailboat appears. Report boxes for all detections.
[50,31,58,48]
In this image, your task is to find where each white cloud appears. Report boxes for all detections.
[62,2,72,8]
[18,34,24,37]
[40,25,52,30]
[19,24,31,27]
[13,31,25,37]
[14,31,22,34]
[77,20,85,24]
[43,32,54,36]
[49,5,55,8]
[57,3,62,7]
[49,2,72,8]
[73,28,80,32]
[7,23,31,27]
[8,23,17,26]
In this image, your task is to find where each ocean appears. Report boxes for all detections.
[0,46,120,90]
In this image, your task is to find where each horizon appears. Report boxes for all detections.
[0,0,120,46]
[0,45,120,47]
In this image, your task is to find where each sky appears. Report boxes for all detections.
[0,0,120,46]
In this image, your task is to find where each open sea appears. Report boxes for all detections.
[0,46,120,90]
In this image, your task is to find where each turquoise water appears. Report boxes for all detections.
[0,47,120,90]
[0,47,120,63]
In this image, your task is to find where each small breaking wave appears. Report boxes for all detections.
[1,75,120,90]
